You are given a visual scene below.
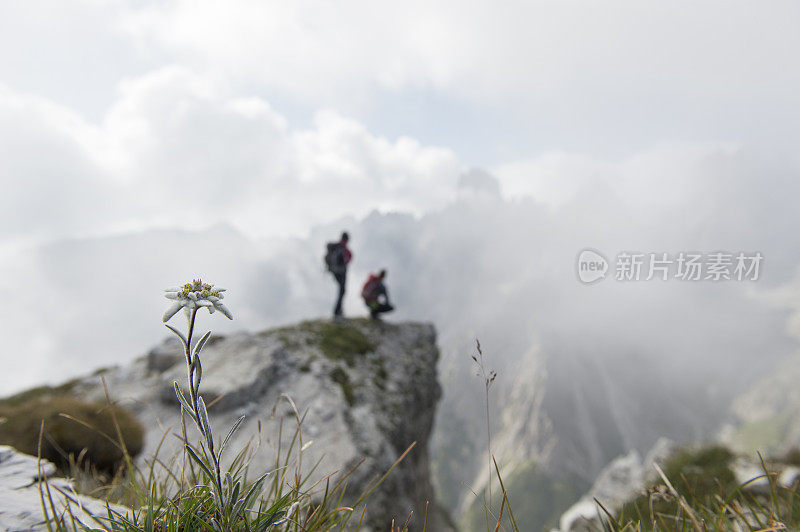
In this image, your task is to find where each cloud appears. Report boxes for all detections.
[123,0,800,99]
[5,1,800,165]
[0,85,121,242]
[0,68,462,244]
[119,1,800,144]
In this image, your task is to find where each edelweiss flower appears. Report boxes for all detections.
[162,279,233,322]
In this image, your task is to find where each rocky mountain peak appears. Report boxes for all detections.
[41,318,451,530]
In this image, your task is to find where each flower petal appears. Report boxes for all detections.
[196,300,213,307]
[165,292,180,300]
[164,287,181,292]
[162,302,184,322]
[214,303,233,320]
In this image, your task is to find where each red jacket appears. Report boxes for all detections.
[340,240,352,265]
[361,274,382,303]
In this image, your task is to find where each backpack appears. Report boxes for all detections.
[361,274,381,303]
[325,242,344,272]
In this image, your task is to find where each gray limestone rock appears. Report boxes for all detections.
[40,319,452,530]
[0,445,126,531]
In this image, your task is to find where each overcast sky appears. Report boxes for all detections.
[3,1,800,395]
[3,1,800,244]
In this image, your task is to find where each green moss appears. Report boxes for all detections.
[268,320,375,364]
[0,395,144,474]
[317,323,374,365]
[374,360,388,390]
[274,320,374,365]
[619,445,736,527]
[330,368,355,406]
[274,329,313,351]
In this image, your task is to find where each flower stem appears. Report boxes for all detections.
[185,309,197,365]
[181,308,225,516]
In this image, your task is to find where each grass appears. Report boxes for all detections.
[620,444,736,524]
[44,402,420,531]
[575,445,800,531]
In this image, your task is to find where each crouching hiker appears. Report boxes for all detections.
[362,269,394,320]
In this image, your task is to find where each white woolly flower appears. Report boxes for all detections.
[163,279,233,322]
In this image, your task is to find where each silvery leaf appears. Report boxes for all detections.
[184,444,214,480]
[164,324,187,346]
[198,396,211,436]
[220,415,246,457]
[192,356,202,395]
[225,473,234,508]
[206,429,215,455]
[193,331,212,356]
[173,382,194,414]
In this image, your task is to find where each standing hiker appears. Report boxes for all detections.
[325,232,352,319]
[362,269,394,320]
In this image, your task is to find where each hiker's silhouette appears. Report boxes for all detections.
[324,232,352,319]
[362,269,394,320]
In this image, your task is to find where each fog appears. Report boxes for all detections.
[2,146,797,415]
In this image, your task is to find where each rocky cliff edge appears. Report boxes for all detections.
[47,319,451,530]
